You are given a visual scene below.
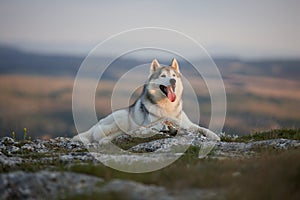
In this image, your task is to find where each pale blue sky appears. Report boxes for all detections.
[0,0,299,59]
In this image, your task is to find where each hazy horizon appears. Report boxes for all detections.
[1,42,300,62]
[0,0,299,60]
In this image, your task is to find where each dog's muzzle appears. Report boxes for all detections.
[159,79,176,102]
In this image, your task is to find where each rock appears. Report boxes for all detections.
[129,131,210,153]
[211,139,300,159]
[251,138,300,149]
[112,119,211,153]
[100,179,221,200]
[21,143,35,152]
[101,179,173,200]
[0,152,23,166]
[0,132,299,168]
[59,152,98,163]
[0,170,103,200]
[0,171,222,200]
[0,131,299,200]
[1,137,15,145]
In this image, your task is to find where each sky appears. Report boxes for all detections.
[0,0,299,59]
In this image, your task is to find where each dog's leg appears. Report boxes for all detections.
[194,125,220,141]
[72,109,130,144]
[180,112,220,141]
[72,129,94,144]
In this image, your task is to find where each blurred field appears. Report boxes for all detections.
[0,71,299,139]
[0,75,74,139]
[223,74,300,134]
[67,148,300,200]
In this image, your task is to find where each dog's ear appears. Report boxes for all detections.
[171,58,180,73]
[150,59,161,74]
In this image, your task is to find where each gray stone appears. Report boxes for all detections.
[59,152,98,163]
[21,143,35,152]
[129,132,209,153]
[0,152,23,166]
[100,179,223,200]
[1,137,15,145]
[0,170,222,200]
[210,139,300,159]
[0,170,103,200]
[0,131,299,200]
[101,179,173,200]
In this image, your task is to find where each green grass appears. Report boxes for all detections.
[66,148,300,199]
[66,146,201,186]
[66,191,129,200]
[111,133,171,150]
[227,149,300,200]
[3,145,299,199]
[1,128,300,199]
[0,156,63,173]
[221,128,300,142]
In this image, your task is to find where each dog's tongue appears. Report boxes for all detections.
[167,86,176,102]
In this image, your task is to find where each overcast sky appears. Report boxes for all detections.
[0,0,299,59]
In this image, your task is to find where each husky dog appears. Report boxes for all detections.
[72,58,220,144]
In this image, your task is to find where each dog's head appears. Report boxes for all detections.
[147,58,183,104]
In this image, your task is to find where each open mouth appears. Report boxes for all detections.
[159,85,176,102]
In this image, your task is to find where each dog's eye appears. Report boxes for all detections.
[172,74,176,77]
[161,75,166,77]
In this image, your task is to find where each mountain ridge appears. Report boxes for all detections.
[0,45,299,80]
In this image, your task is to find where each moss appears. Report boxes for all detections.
[241,128,300,141]
[112,133,171,150]
[226,149,300,200]
[66,145,238,189]
[0,157,64,173]
[67,148,300,200]
[222,128,300,142]
[2,131,300,200]
[66,191,130,200]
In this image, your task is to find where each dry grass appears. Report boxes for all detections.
[227,74,300,99]
[0,74,299,137]
[67,148,300,200]
[227,149,300,200]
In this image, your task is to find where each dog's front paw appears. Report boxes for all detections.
[98,137,112,145]
[203,129,220,141]
[72,135,91,145]
[193,126,220,141]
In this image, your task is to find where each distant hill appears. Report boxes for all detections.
[215,58,300,80]
[0,45,83,76]
[0,45,299,80]
[0,45,299,137]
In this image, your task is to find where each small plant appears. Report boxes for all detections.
[11,131,16,140]
[220,132,239,142]
[22,127,31,141]
[23,127,27,140]
[221,128,300,143]
[243,128,300,141]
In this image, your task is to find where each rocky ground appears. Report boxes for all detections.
[0,122,300,199]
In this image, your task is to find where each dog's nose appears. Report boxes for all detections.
[170,78,176,86]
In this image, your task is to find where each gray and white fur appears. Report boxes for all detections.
[72,58,220,144]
